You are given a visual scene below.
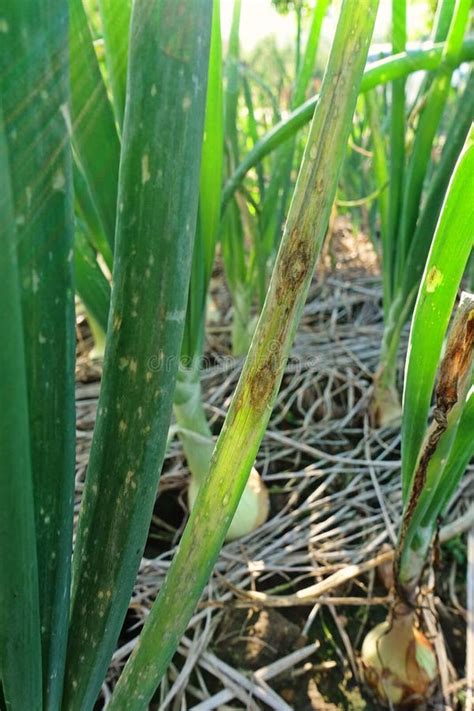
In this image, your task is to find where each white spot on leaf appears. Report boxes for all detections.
[32,270,40,293]
[53,170,66,191]
[60,103,72,136]
[141,154,151,184]
[166,309,186,322]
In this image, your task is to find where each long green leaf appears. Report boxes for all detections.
[365,90,390,313]
[387,0,406,301]
[225,0,242,163]
[200,0,224,289]
[108,1,379,707]
[63,2,212,707]
[182,0,224,362]
[242,74,266,200]
[74,231,111,334]
[398,70,474,307]
[0,3,76,707]
[259,0,331,293]
[401,127,474,500]
[222,39,474,208]
[293,0,330,107]
[432,0,457,41]
[73,161,114,270]
[69,0,120,249]
[409,0,455,115]
[0,104,42,711]
[222,0,255,354]
[98,0,132,130]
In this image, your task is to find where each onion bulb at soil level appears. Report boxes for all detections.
[174,367,270,541]
[361,610,437,707]
[188,466,269,541]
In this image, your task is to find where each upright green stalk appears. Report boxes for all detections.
[295,1,302,78]
[222,0,256,355]
[225,0,242,164]
[69,0,120,250]
[174,366,216,486]
[174,364,269,541]
[396,0,470,270]
[410,0,455,111]
[387,0,406,305]
[74,231,111,334]
[433,0,457,41]
[0,106,42,711]
[181,0,224,362]
[109,1,379,707]
[98,0,132,130]
[400,70,474,299]
[364,91,390,313]
[260,0,330,302]
[63,2,212,708]
[293,0,330,108]
[0,4,75,708]
[73,162,113,271]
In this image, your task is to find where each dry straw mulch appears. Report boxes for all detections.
[75,224,473,710]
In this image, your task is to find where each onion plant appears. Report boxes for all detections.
[361,128,474,706]
[0,3,75,707]
[368,0,473,423]
[0,105,43,711]
[174,0,270,539]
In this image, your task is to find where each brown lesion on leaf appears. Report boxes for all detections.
[395,295,474,603]
[246,350,282,416]
[426,265,443,293]
[276,228,312,301]
[436,305,474,411]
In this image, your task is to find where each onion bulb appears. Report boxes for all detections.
[361,610,437,707]
[188,466,270,541]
